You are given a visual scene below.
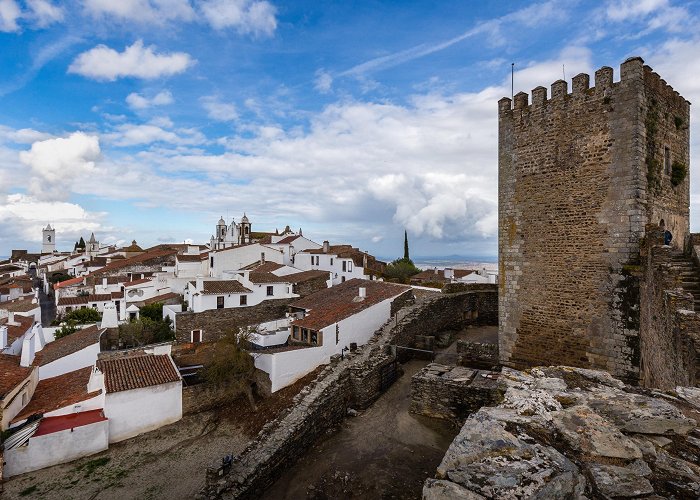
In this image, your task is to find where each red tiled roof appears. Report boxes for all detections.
[291,279,409,331]
[34,409,107,437]
[0,354,33,400]
[124,278,153,287]
[6,315,35,343]
[249,272,287,284]
[91,248,178,275]
[200,280,251,294]
[0,297,39,313]
[57,294,112,306]
[282,270,330,283]
[12,367,99,423]
[177,253,207,262]
[254,262,284,273]
[454,269,476,279]
[276,235,300,245]
[411,270,450,282]
[97,354,180,393]
[53,276,84,290]
[143,292,180,305]
[111,291,124,299]
[33,325,103,366]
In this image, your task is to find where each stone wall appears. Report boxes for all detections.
[498,57,690,383]
[456,340,500,370]
[175,299,294,343]
[410,364,505,425]
[640,226,700,389]
[182,383,242,415]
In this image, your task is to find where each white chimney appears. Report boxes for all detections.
[103,277,108,287]
[88,366,104,393]
[101,303,119,329]
[196,275,204,289]
[358,287,366,299]
[323,241,330,253]
[444,268,454,279]
[0,325,7,350]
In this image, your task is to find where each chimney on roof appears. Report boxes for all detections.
[358,286,366,299]
[444,268,454,279]
[0,325,7,350]
[433,268,438,275]
[323,241,329,253]
[103,277,107,287]
[196,275,203,290]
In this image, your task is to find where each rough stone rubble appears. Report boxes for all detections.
[424,366,700,499]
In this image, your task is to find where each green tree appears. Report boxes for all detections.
[118,316,174,347]
[403,230,410,261]
[64,308,101,323]
[382,258,421,284]
[205,329,258,409]
[139,302,164,322]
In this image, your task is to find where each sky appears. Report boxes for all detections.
[1,0,700,261]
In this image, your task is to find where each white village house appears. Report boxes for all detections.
[251,279,411,392]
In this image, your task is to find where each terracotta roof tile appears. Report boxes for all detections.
[12,367,99,423]
[177,254,207,262]
[0,297,39,313]
[249,272,287,284]
[53,276,84,290]
[143,292,180,305]
[6,315,35,343]
[33,325,103,366]
[291,279,409,331]
[282,270,330,283]
[201,280,251,294]
[97,354,180,393]
[0,354,33,400]
[124,278,153,287]
[57,294,112,306]
[275,235,300,245]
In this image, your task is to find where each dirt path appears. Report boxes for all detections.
[260,360,458,500]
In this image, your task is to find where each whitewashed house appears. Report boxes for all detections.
[295,242,385,285]
[252,279,410,392]
[96,353,182,443]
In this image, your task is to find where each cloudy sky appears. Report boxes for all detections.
[1,0,699,260]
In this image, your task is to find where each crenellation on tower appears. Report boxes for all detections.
[571,73,589,94]
[594,66,614,90]
[513,91,528,109]
[550,79,568,99]
[531,86,547,106]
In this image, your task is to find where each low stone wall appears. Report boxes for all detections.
[410,363,505,425]
[456,340,500,370]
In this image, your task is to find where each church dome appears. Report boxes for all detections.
[218,216,226,225]
[241,213,249,223]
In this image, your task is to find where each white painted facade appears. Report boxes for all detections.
[38,342,101,380]
[184,273,296,313]
[0,367,38,430]
[295,250,368,285]
[209,243,284,277]
[103,380,182,443]
[3,418,109,478]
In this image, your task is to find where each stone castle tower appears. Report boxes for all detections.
[41,224,55,254]
[498,57,690,383]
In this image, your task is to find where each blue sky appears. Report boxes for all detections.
[1,0,700,260]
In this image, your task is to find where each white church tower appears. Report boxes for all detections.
[86,232,100,257]
[41,224,55,254]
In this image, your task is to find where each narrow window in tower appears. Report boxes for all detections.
[664,147,671,175]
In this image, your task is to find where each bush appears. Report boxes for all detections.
[382,258,421,284]
[205,329,257,409]
[64,308,101,324]
[671,161,687,187]
[118,316,174,347]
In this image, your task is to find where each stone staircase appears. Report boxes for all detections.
[671,251,700,313]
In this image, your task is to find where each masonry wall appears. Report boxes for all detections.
[498,57,690,383]
[640,227,699,389]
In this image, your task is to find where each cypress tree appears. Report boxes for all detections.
[403,230,410,261]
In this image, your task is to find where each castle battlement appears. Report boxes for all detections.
[498,57,689,115]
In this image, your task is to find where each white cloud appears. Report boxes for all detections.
[126,90,174,110]
[199,0,277,37]
[0,126,53,144]
[105,122,205,147]
[83,0,195,23]
[26,0,64,27]
[19,132,101,200]
[0,193,104,248]
[607,0,668,21]
[200,96,238,122]
[0,0,20,32]
[511,46,593,96]
[68,40,195,81]
[314,69,333,94]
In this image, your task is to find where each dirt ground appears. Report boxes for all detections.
[259,360,458,500]
[1,372,318,500]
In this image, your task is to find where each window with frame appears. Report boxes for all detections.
[240,295,247,306]
[210,256,214,267]
[302,328,309,342]
[348,261,353,272]
[266,286,274,296]
[342,261,347,272]
[330,258,334,265]
[311,331,318,345]
[217,296,224,309]
[336,323,340,344]
[292,325,300,340]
